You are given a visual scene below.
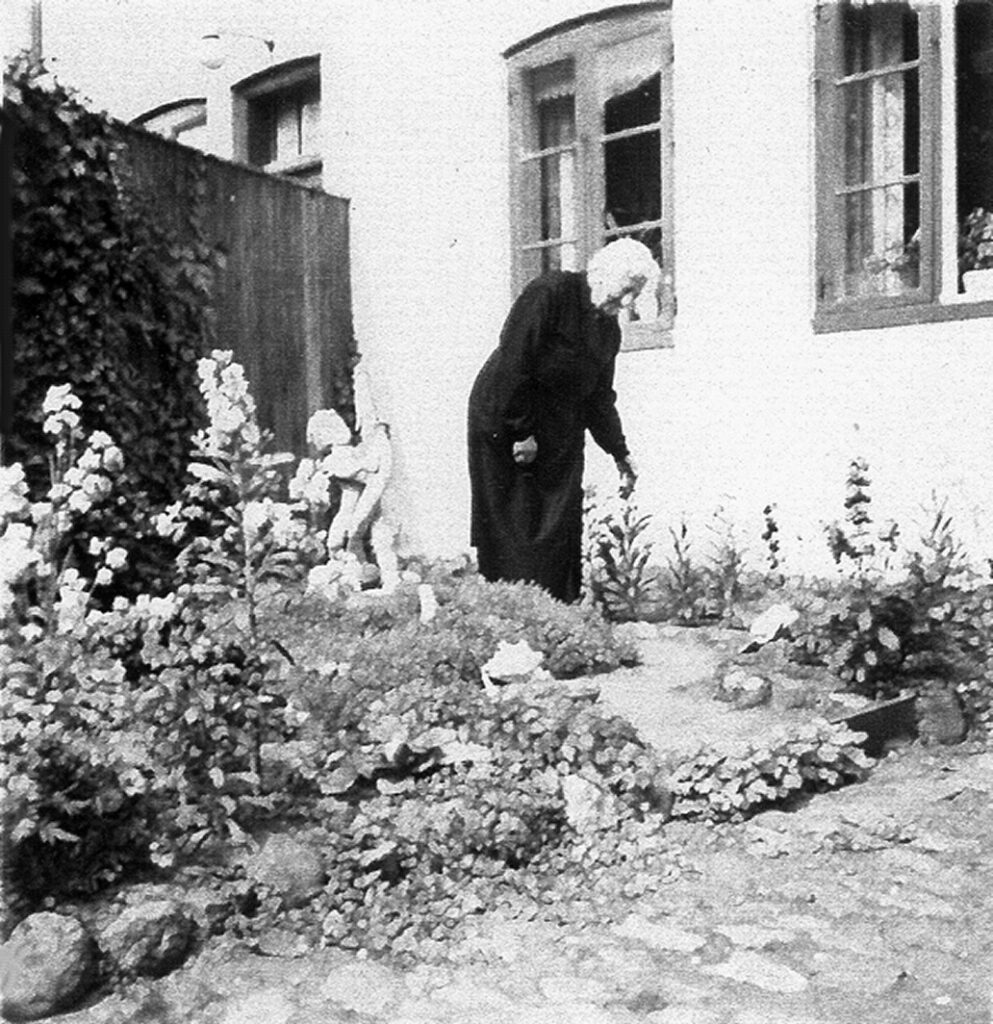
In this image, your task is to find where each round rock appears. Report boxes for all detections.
[0,912,97,1020]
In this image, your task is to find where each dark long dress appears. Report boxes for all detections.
[467,270,630,602]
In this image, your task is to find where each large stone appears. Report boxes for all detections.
[916,686,968,745]
[0,912,97,1020]
[99,899,196,978]
[713,667,772,709]
[244,833,326,908]
[561,774,623,836]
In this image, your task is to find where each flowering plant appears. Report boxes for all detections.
[156,350,321,649]
[1,384,125,638]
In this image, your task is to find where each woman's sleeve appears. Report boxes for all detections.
[586,354,630,460]
[488,283,548,440]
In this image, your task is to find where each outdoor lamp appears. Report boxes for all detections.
[198,30,275,70]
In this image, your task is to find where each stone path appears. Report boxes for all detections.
[47,629,993,1024]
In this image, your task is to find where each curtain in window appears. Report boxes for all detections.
[840,2,921,296]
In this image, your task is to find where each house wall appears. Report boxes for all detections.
[8,0,992,574]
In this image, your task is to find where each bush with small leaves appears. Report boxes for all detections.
[669,721,874,822]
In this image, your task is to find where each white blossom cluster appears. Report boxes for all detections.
[1,385,127,634]
[194,349,261,456]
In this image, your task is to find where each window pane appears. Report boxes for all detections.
[841,182,920,297]
[842,67,919,186]
[843,2,918,76]
[604,72,660,134]
[956,1,993,290]
[603,130,661,233]
[247,96,276,165]
[519,148,578,273]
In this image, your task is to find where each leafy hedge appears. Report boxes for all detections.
[5,55,213,542]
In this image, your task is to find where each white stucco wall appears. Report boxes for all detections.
[7,0,992,574]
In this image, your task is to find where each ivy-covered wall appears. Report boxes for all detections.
[6,55,211,505]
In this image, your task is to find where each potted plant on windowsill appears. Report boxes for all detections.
[959,207,993,300]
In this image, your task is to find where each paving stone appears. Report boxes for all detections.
[808,949,911,995]
[730,1012,831,1024]
[220,987,295,1024]
[521,1001,640,1024]
[538,974,610,1004]
[613,914,706,953]
[714,924,795,949]
[646,1006,723,1024]
[434,979,516,1011]
[320,959,404,1015]
[702,950,808,993]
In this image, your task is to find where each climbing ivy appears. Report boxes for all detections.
[4,54,214,565]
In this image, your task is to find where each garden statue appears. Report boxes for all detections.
[302,364,400,592]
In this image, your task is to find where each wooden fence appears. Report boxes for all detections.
[121,126,355,455]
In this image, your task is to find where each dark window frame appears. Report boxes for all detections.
[232,55,322,184]
[814,1,993,333]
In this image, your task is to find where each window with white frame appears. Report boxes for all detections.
[233,56,322,187]
[505,4,674,350]
[814,0,993,330]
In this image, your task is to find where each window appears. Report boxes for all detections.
[814,0,993,330]
[505,4,674,349]
[233,56,322,187]
[131,98,207,146]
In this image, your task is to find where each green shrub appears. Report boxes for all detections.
[669,721,874,822]
[790,486,993,735]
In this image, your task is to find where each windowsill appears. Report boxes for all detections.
[814,298,993,334]
[619,319,674,352]
[263,154,323,178]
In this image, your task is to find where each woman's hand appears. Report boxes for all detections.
[616,455,638,498]
[512,435,538,466]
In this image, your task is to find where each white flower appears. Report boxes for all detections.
[42,383,81,415]
[242,500,270,545]
[88,537,105,556]
[307,409,351,451]
[43,409,80,435]
[220,363,250,400]
[289,459,332,507]
[0,522,40,587]
[88,430,113,450]
[95,567,113,587]
[269,503,302,548]
[67,489,92,514]
[20,622,44,643]
[102,445,123,473]
[105,547,128,570]
[213,403,246,434]
[0,463,29,523]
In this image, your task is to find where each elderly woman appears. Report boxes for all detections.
[467,238,658,603]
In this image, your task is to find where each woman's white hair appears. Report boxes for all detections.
[586,238,661,319]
